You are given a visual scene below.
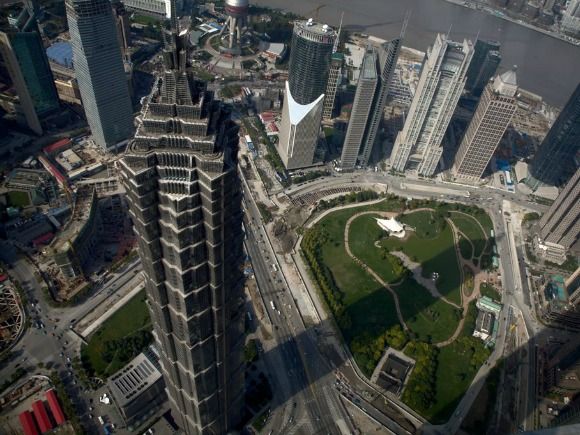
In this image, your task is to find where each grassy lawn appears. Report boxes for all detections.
[423,300,490,423]
[463,266,475,297]
[458,236,473,260]
[348,214,403,284]
[82,291,151,377]
[450,214,487,258]
[7,190,30,207]
[400,210,445,239]
[429,341,483,423]
[394,278,461,343]
[461,360,502,435]
[316,200,403,340]
[132,14,161,26]
[480,283,501,302]
[382,211,462,305]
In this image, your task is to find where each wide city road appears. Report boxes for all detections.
[242,177,354,434]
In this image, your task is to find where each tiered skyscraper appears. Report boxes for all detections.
[452,70,518,180]
[390,34,473,176]
[0,2,59,135]
[340,38,402,170]
[277,19,337,170]
[537,166,580,263]
[526,82,580,190]
[465,39,501,97]
[119,8,245,434]
[66,0,134,150]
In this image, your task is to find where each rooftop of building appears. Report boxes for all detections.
[50,185,96,253]
[477,296,502,313]
[475,310,495,334]
[107,347,163,408]
[294,19,337,40]
[46,42,74,69]
[332,52,345,61]
[264,42,286,57]
[383,354,412,382]
[361,50,378,80]
[493,68,518,97]
[0,4,32,33]
[6,168,49,189]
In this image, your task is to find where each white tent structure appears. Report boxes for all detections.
[376,217,405,238]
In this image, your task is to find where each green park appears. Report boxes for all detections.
[301,195,497,423]
[81,291,152,378]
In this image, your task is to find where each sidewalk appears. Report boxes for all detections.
[77,276,144,338]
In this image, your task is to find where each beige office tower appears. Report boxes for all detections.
[390,34,473,176]
[278,81,325,169]
[118,8,245,434]
[452,70,518,181]
[537,167,580,263]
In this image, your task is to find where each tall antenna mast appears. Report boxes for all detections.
[333,11,344,53]
[446,23,453,40]
[400,10,411,39]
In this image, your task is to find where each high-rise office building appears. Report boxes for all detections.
[287,19,336,105]
[0,4,59,135]
[277,19,336,169]
[465,39,501,97]
[119,11,245,434]
[561,0,580,37]
[390,34,473,176]
[356,37,402,167]
[526,82,580,190]
[452,70,518,180]
[537,166,580,262]
[340,49,378,170]
[322,52,343,120]
[66,0,134,150]
[278,82,325,170]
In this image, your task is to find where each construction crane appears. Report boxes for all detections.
[306,4,326,21]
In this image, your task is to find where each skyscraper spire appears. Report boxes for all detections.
[333,11,344,53]
[161,0,187,73]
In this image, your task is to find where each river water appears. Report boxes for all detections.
[253,0,580,107]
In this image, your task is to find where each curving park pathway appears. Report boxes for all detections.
[343,208,490,348]
[343,211,409,331]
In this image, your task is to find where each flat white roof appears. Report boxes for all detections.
[376,217,404,233]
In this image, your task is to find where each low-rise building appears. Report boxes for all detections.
[263,42,286,61]
[476,295,502,315]
[5,214,54,247]
[373,349,414,396]
[4,168,58,206]
[107,346,167,428]
[473,310,495,341]
[473,296,502,345]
